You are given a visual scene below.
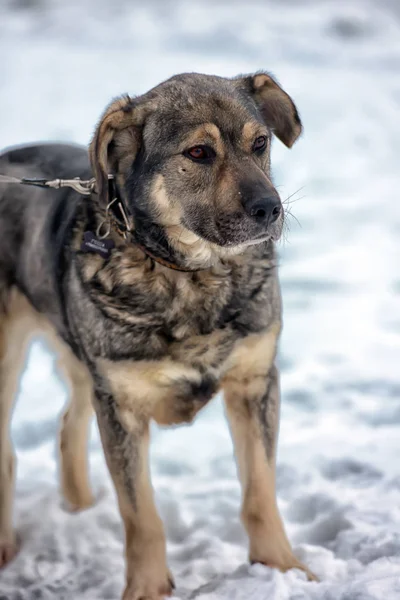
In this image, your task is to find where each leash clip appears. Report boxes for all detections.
[20,176,96,195]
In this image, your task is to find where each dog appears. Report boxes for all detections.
[0,71,315,599]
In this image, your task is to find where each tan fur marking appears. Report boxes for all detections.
[58,352,94,511]
[223,321,281,381]
[81,254,104,281]
[150,174,183,227]
[146,174,221,268]
[0,294,28,565]
[253,73,270,90]
[166,227,251,266]
[223,320,316,581]
[224,377,315,581]
[97,422,172,599]
[167,226,214,265]
[241,121,268,152]
[0,291,63,563]
[0,289,96,563]
[181,122,224,157]
[99,358,203,426]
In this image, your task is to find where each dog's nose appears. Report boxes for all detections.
[244,196,281,223]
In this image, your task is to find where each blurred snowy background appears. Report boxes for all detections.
[1,0,400,598]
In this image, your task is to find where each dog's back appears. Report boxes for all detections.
[0,144,90,324]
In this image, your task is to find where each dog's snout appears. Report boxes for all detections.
[244,196,281,224]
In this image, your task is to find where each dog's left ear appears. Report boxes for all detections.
[89,95,154,207]
[234,72,302,148]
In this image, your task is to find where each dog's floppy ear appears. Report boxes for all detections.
[235,72,302,148]
[89,95,153,207]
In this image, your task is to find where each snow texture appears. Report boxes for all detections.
[1,0,400,598]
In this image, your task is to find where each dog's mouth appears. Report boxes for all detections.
[183,212,284,248]
[133,210,282,271]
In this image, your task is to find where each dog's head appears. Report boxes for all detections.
[90,72,302,268]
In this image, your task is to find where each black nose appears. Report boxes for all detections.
[244,196,282,223]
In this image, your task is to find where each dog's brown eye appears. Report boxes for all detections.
[183,145,216,163]
[189,147,206,159]
[253,136,267,152]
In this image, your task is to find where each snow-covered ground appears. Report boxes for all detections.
[1,0,400,598]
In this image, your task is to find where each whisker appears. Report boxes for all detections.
[282,187,306,206]
[279,221,291,247]
[284,206,302,229]
[281,187,306,232]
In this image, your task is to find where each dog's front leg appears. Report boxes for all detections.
[94,387,173,600]
[223,330,316,580]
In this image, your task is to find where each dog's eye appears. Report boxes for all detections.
[183,145,216,163]
[253,136,267,153]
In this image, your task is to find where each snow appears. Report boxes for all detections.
[1,0,400,598]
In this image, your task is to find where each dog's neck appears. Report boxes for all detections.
[86,201,219,273]
[131,219,210,272]
[89,180,268,273]
[107,177,222,271]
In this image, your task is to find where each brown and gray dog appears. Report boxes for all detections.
[0,72,315,599]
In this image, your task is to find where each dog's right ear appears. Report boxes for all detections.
[89,95,153,207]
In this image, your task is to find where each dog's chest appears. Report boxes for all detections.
[78,248,278,365]
[94,262,280,427]
[165,271,232,339]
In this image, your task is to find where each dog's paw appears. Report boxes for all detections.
[0,535,18,569]
[250,556,318,582]
[122,570,175,600]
